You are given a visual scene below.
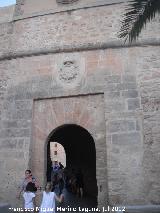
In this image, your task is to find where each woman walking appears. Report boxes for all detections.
[39,182,64,213]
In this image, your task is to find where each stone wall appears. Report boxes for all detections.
[0,0,160,208]
[13,0,126,20]
[1,46,160,206]
[0,5,15,24]
[1,1,160,59]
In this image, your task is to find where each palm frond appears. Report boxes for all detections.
[118,0,160,43]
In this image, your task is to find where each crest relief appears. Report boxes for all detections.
[54,53,85,88]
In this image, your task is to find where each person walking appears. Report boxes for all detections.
[23,182,37,212]
[39,182,64,213]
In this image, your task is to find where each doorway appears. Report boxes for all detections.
[31,94,107,208]
[46,124,97,199]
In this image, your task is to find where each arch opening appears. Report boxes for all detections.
[46,124,98,201]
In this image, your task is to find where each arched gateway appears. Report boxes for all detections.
[30,94,107,207]
[46,124,97,199]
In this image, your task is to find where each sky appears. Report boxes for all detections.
[0,0,16,7]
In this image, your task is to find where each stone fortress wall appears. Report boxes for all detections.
[0,0,160,209]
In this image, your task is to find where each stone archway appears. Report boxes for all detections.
[31,94,107,207]
[46,124,97,198]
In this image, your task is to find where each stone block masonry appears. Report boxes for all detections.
[0,0,159,210]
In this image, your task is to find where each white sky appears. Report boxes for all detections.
[0,0,16,7]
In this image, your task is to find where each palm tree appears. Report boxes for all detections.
[118,0,160,43]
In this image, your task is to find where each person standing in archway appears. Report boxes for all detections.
[52,161,59,176]
[59,162,64,170]
[57,164,64,195]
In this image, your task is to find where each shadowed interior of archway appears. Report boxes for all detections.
[46,124,98,202]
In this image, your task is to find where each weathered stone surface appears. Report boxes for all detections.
[107,120,136,133]
[105,75,121,84]
[112,132,141,145]
[128,98,140,110]
[0,1,159,60]
[122,90,138,98]
[0,5,15,24]
[0,0,160,209]
[0,128,30,138]
[1,46,159,206]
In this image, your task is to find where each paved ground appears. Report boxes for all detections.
[0,187,97,213]
[1,188,160,213]
[0,203,11,213]
[55,187,98,213]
